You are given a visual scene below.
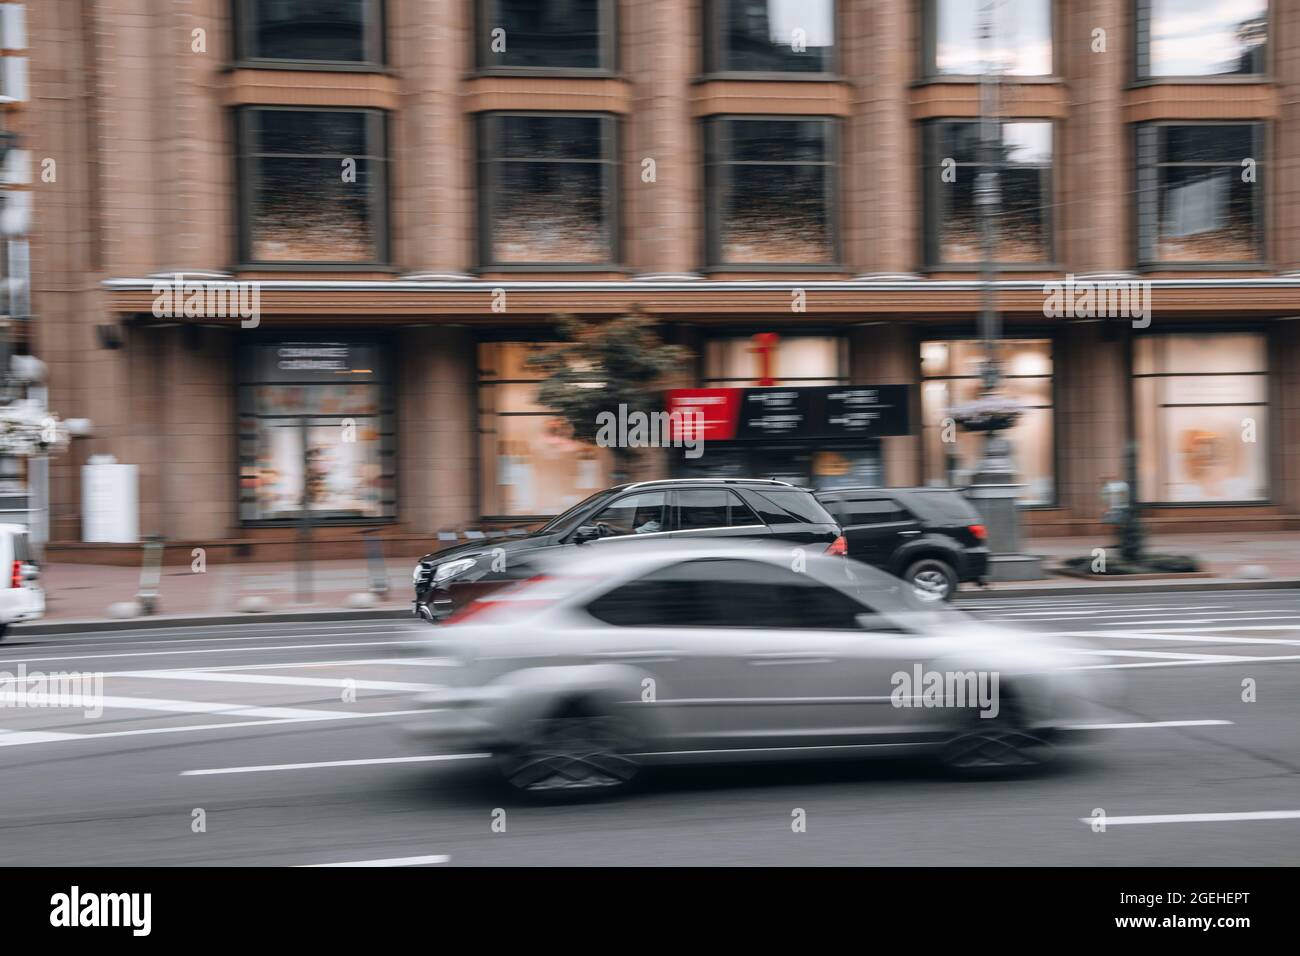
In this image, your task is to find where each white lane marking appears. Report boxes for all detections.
[297,854,450,868]
[1060,719,1232,730]
[996,606,1230,618]
[112,669,440,692]
[1073,654,1300,671]
[192,657,456,671]
[16,622,418,649]
[181,753,490,776]
[1056,630,1300,647]
[0,708,428,748]
[0,690,336,720]
[0,639,427,667]
[1094,616,1300,627]
[1069,648,1250,662]
[0,729,85,746]
[1078,810,1300,827]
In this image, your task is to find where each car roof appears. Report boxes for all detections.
[610,478,807,492]
[815,486,960,498]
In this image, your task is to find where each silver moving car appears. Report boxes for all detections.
[407,542,1109,798]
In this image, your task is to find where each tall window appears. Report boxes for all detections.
[238,340,395,522]
[924,120,1054,266]
[236,0,385,65]
[706,0,836,75]
[924,0,1053,77]
[479,0,615,71]
[1136,123,1264,266]
[478,343,611,517]
[703,335,846,386]
[238,108,389,265]
[1134,333,1268,503]
[705,117,839,267]
[478,113,619,267]
[921,339,1055,505]
[1137,0,1267,78]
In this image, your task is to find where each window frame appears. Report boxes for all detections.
[919,0,1058,82]
[1134,120,1268,271]
[475,111,623,271]
[702,0,840,80]
[233,0,387,70]
[703,114,843,272]
[1133,0,1271,83]
[476,0,619,76]
[921,118,1057,271]
[235,105,391,269]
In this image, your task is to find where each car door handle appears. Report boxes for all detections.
[747,651,835,666]
[898,530,922,537]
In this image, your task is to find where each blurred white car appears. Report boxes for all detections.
[0,524,43,639]
[407,543,1108,798]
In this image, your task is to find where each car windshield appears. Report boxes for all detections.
[536,489,617,535]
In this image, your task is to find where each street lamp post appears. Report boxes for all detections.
[964,1,1043,581]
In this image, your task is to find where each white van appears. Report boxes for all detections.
[0,524,43,638]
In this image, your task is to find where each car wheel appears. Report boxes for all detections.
[938,692,1054,778]
[0,622,7,641]
[496,701,641,800]
[904,558,957,602]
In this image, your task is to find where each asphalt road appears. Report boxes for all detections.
[0,588,1296,866]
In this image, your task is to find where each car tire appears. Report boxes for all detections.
[938,691,1054,778]
[0,622,7,641]
[495,699,641,801]
[904,557,958,602]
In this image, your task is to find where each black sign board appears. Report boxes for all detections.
[735,384,909,441]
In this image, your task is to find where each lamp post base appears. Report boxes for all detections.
[965,432,1045,582]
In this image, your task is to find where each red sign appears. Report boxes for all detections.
[664,388,744,442]
[749,332,780,386]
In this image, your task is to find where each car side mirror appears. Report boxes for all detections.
[573,525,602,544]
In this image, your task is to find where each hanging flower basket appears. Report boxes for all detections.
[0,400,71,457]
[948,394,1026,433]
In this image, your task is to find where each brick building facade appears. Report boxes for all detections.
[28,0,1300,562]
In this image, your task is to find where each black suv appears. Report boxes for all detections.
[813,487,989,601]
[412,478,843,622]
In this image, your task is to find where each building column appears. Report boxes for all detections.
[850,322,919,486]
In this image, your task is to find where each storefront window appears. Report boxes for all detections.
[1134,333,1268,503]
[921,339,1055,504]
[1136,123,1264,266]
[925,0,1053,77]
[479,342,611,517]
[703,334,846,387]
[924,120,1054,266]
[705,117,838,267]
[1137,0,1267,78]
[238,341,395,522]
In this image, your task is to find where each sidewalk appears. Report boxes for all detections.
[17,530,1300,632]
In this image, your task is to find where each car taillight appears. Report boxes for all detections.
[825,535,848,557]
[968,524,987,541]
[10,560,21,589]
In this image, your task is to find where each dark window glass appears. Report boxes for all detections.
[838,499,910,526]
[707,118,837,266]
[482,0,610,70]
[479,113,618,266]
[925,120,1052,266]
[586,559,869,629]
[1139,0,1268,78]
[591,492,667,537]
[1137,123,1263,265]
[928,0,1052,77]
[711,0,835,74]
[242,0,382,64]
[746,488,835,525]
[676,488,757,530]
[899,490,981,524]
[240,109,387,264]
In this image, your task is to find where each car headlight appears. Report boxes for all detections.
[413,563,426,585]
[433,558,478,584]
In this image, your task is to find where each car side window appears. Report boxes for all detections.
[590,491,666,537]
[839,498,909,525]
[676,488,759,530]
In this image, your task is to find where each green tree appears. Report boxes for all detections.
[527,313,691,484]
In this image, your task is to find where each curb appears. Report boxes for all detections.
[957,577,1300,600]
[9,607,415,637]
